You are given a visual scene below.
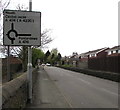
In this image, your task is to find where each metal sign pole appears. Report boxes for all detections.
[27,0,33,103]
[7,46,10,81]
[3,1,41,103]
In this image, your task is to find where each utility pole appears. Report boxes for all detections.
[27,0,33,103]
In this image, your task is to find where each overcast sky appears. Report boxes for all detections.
[6,0,119,56]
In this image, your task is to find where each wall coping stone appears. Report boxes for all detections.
[2,72,27,105]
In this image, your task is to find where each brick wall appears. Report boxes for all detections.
[2,58,22,78]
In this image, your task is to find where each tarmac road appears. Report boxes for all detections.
[45,66,118,108]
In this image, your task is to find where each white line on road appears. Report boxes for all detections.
[64,71,118,97]
[78,78,91,85]
[65,72,92,85]
[100,88,118,96]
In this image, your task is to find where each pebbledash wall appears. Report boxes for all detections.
[1,68,38,109]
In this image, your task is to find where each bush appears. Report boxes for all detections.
[61,64,73,68]
[58,66,119,82]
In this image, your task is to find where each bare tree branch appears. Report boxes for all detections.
[2,0,11,10]
[0,0,11,57]
[33,29,53,49]
[16,4,28,11]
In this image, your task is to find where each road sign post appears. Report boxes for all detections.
[27,0,33,103]
[3,1,41,103]
[7,46,10,81]
[27,46,32,103]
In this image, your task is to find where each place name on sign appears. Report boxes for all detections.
[19,37,37,40]
[18,37,38,44]
[5,15,34,23]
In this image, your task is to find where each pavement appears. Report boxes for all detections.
[26,67,71,108]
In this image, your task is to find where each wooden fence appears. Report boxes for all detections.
[88,56,120,73]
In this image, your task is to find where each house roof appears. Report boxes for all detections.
[79,53,88,57]
[105,45,120,52]
[9,57,22,64]
[2,56,22,65]
[79,47,108,57]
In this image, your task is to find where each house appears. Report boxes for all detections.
[2,56,22,77]
[2,56,22,65]
[79,47,109,60]
[61,46,119,73]
[86,47,109,58]
[105,45,120,57]
[69,52,79,67]
[78,53,88,64]
[61,48,109,68]
[61,56,71,65]
[88,46,120,73]
[78,47,109,69]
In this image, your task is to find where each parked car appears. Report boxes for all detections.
[41,63,45,66]
[46,63,51,66]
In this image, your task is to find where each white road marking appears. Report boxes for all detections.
[78,78,91,85]
[64,72,92,85]
[100,88,118,96]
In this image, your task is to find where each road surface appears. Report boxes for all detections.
[45,66,118,108]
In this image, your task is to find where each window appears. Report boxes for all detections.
[90,54,96,57]
[108,51,111,55]
[113,50,116,53]
[118,50,120,53]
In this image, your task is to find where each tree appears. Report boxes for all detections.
[19,46,28,71]
[44,50,50,63]
[32,48,44,67]
[0,0,11,56]
[57,53,62,61]
[45,50,50,57]
[56,53,62,66]
[51,48,58,56]
[39,29,53,49]
[51,53,55,59]
[0,0,11,40]
[45,48,62,66]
